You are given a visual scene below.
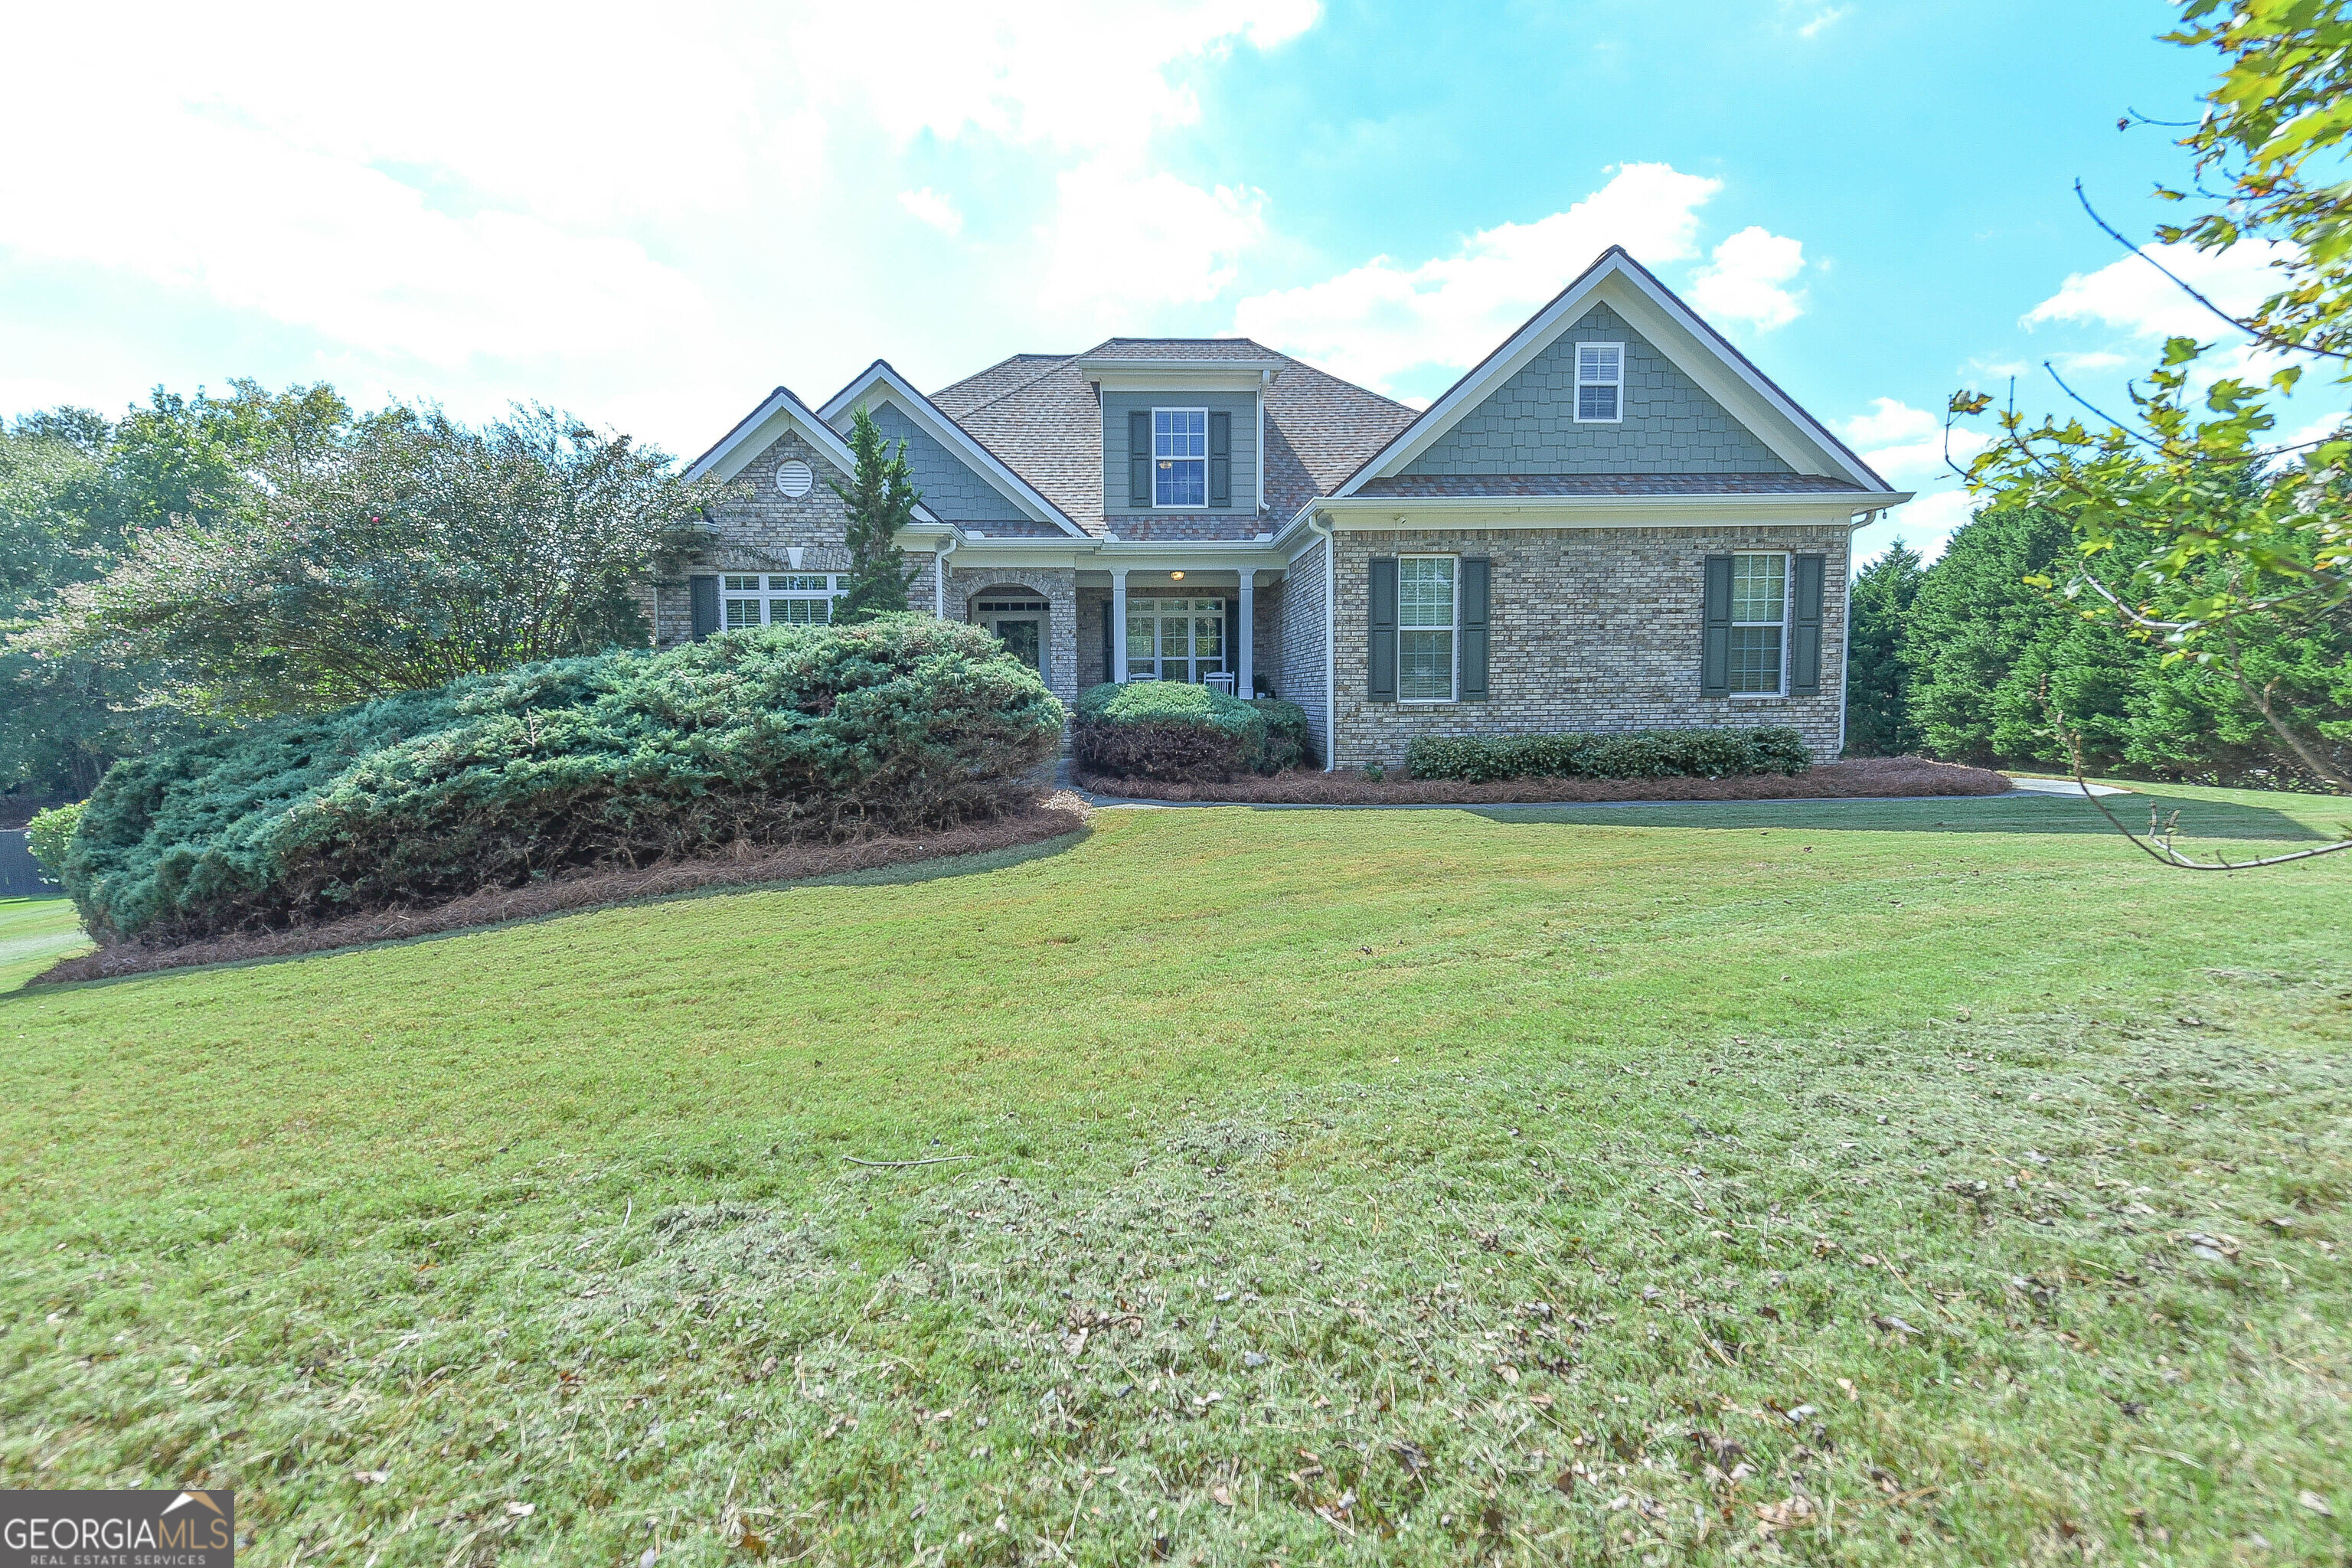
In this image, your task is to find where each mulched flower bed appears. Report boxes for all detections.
[34,792,1091,986]
[1075,755,2012,805]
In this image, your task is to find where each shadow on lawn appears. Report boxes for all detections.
[1463,789,2337,841]
[7,826,1093,995]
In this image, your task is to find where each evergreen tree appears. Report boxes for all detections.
[1841,539,1925,756]
[828,407,923,623]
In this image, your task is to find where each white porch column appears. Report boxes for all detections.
[1236,570,1255,697]
[1111,569,1129,682]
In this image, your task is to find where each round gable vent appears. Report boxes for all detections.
[776,459,814,498]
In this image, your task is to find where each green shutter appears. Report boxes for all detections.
[1127,410,1152,508]
[1790,553,1825,696]
[1368,557,1398,703]
[690,575,719,641]
[1459,557,1491,701]
[1700,554,1732,697]
[1208,410,1232,508]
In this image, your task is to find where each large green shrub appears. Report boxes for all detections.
[1406,727,1811,782]
[1072,681,1283,781]
[62,616,1063,943]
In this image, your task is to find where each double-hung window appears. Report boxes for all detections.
[1728,554,1788,695]
[721,573,840,629]
[1398,555,1457,702]
[1575,342,1623,422]
[1153,408,1207,506]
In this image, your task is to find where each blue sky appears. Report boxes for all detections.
[1,1,2325,560]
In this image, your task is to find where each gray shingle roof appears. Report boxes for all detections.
[933,338,1414,539]
[1353,472,1880,498]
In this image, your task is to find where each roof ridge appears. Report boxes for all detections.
[940,352,1083,421]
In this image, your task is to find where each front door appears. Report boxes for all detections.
[977,598,1050,684]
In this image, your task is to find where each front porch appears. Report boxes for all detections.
[946,566,1292,705]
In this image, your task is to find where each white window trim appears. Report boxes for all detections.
[1727,550,1791,700]
[1124,594,1230,682]
[1396,552,1459,704]
[1150,407,1210,510]
[720,572,842,629]
[1571,341,1625,425]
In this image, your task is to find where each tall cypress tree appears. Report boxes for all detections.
[828,407,923,623]
[1842,539,1925,756]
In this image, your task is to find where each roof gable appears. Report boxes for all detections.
[1337,247,1890,498]
[685,384,874,494]
[818,361,1083,536]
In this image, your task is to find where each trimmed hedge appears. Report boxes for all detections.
[1405,726,1812,782]
[1071,681,1301,781]
[62,616,1063,944]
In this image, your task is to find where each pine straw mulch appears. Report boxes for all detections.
[1076,754,2013,805]
[32,792,1092,987]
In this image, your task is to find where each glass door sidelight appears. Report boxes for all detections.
[1125,596,1227,684]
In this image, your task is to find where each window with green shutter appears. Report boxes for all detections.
[1728,553,1788,695]
[1398,555,1457,702]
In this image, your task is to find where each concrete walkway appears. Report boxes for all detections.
[1056,761,2132,812]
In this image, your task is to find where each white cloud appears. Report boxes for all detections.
[1798,5,1852,39]
[1233,162,1730,392]
[2023,240,2291,340]
[1687,226,1808,331]
[898,188,965,237]
[1046,162,1267,320]
[1838,395,1986,486]
[0,0,1323,445]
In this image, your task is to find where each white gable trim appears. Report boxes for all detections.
[686,386,851,484]
[819,361,1086,537]
[1334,247,1889,497]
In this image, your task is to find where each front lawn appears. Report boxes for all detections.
[3,784,2347,1564]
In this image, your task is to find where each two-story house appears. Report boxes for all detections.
[663,247,1910,771]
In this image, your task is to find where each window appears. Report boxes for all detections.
[1728,554,1787,695]
[1398,555,1457,702]
[1125,596,1227,683]
[720,573,839,629]
[1152,408,1207,506]
[1575,341,1623,423]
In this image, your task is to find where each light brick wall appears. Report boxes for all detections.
[650,428,942,646]
[1326,523,1850,770]
[1252,576,1284,699]
[1276,535,1331,762]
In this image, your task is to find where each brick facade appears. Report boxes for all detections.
[1276,535,1331,762]
[651,427,942,648]
[1325,523,1850,770]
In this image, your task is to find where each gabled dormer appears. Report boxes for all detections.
[1078,344,1285,519]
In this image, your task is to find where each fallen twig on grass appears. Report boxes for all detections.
[842,1155,977,1168]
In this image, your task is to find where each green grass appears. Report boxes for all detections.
[3,782,2348,1565]
[0,897,93,993]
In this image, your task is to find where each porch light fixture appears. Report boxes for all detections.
[1169,570,1184,580]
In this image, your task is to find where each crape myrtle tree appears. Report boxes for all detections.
[38,403,722,719]
[828,406,925,622]
[0,384,345,798]
[1946,0,2352,867]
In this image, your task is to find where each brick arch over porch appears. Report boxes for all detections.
[949,565,1079,708]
